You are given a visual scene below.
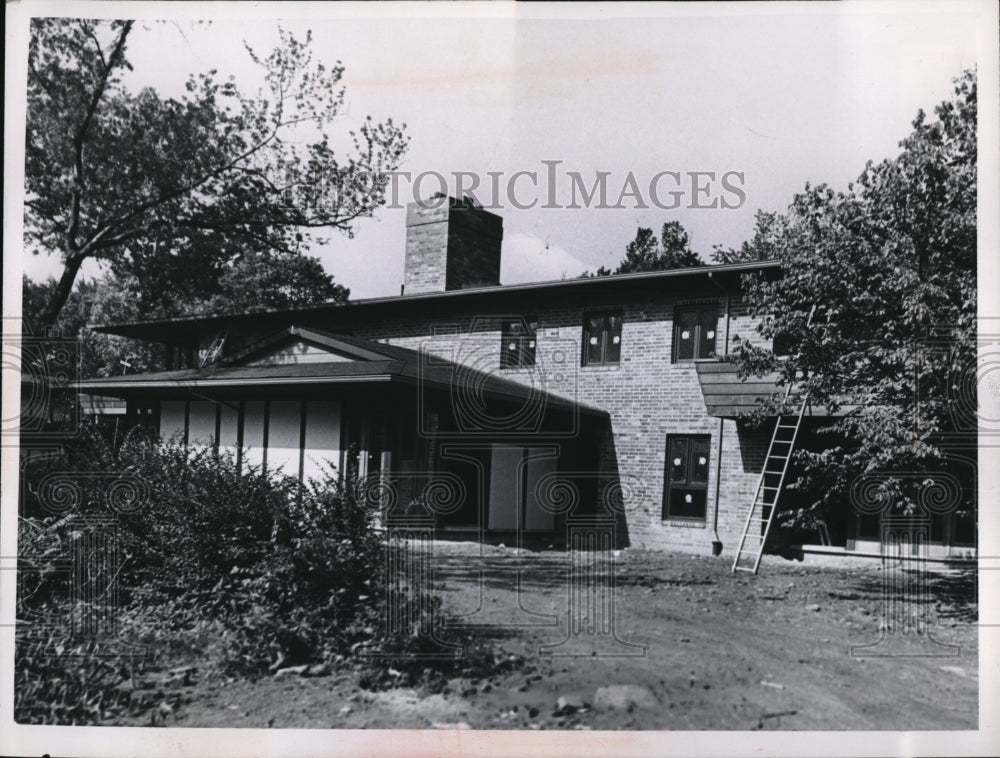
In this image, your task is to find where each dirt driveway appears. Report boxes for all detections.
[138,545,978,731]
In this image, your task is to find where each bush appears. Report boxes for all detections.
[16,425,501,723]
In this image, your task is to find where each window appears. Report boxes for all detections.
[500,318,538,368]
[582,312,622,366]
[672,305,718,362]
[662,434,711,521]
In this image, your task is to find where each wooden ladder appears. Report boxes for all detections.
[731,385,809,574]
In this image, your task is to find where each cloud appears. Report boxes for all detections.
[500,232,590,285]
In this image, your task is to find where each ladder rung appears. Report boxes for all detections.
[769,455,789,460]
[776,424,797,429]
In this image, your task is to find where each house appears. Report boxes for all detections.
[76,196,976,563]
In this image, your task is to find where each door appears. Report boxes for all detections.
[488,444,557,532]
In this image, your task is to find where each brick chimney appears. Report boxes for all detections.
[403,194,503,294]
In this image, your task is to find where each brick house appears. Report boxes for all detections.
[77,197,976,562]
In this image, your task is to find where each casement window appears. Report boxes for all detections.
[500,318,538,368]
[582,312,623,366]
[662,434,711,521]
[672,305,718,362]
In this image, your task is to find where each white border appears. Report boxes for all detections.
[3,2,998,756]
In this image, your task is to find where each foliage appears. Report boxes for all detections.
[710,210,787,264]
[25,20,405,328]
[582,220,703,276]
[16,425,498,724]
[202,250,349,313]
[728,70,977,526]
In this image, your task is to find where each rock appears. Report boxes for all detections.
[528,706,539,718]
[305,663,330,677]
[431,722,471,730]
[274,664,309,679]
[338,705,352,716]
[554,694,586,716]
[806,604,821,612]
[593,685,658,711]
[760,680,785,690]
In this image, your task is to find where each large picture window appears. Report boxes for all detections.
[500,317,538,368]
[673,305,718,362]
[663,434,711,521]
[582,312,623,366]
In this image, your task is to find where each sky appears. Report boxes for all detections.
[15,2,981,299]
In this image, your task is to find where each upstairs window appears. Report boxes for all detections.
[582,312,622,366]
[673,305,718,362]
[500,318,538,368]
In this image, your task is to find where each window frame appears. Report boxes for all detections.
[672,304,719,363]
[581,311,623,367]
[662,433,712,522]
[499,316,538,369]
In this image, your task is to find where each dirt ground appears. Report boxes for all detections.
[119,545,978,731]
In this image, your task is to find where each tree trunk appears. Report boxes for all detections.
[37,254,85,330]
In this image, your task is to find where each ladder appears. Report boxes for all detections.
[731,383,809,574]
[200,331,228,367]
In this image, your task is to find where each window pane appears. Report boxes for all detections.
[674,309,697,361]
[668,437,688,483]
[697,308,718,359]
[669,488,707,520]
[690,437,711,484]
[502,319,536,368]
[522,320,538,367]
[605,315,622,363]
[584,315,605,365]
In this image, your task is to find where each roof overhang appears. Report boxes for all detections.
[89,260,782,346]
[77,328,609,419]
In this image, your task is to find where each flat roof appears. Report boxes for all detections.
[91,259,781,345]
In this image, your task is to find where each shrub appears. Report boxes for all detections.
[16,425,502,723]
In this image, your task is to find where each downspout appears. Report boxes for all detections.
[707,272,731,556]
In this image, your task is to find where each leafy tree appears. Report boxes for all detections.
[730,70,976,527]
[582,220,703,276]
[710,211,787,264]
[25,19,407,328]
[204,250,349,313]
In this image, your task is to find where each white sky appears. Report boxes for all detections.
[17,3,980,298]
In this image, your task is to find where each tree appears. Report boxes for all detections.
[204,250,349,313]
[730,70,976,527]
[582,220,703,277]
[710,211,787,264]
[25,20,407,328]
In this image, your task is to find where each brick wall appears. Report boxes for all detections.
[204,285,773,555]
[334,292,771,555]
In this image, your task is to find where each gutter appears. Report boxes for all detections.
[89,260,782,338]
[76,374,396,393]
[707,271,731,557]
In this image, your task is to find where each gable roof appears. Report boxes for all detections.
[76,327,607,418]
[90,260,781,346]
